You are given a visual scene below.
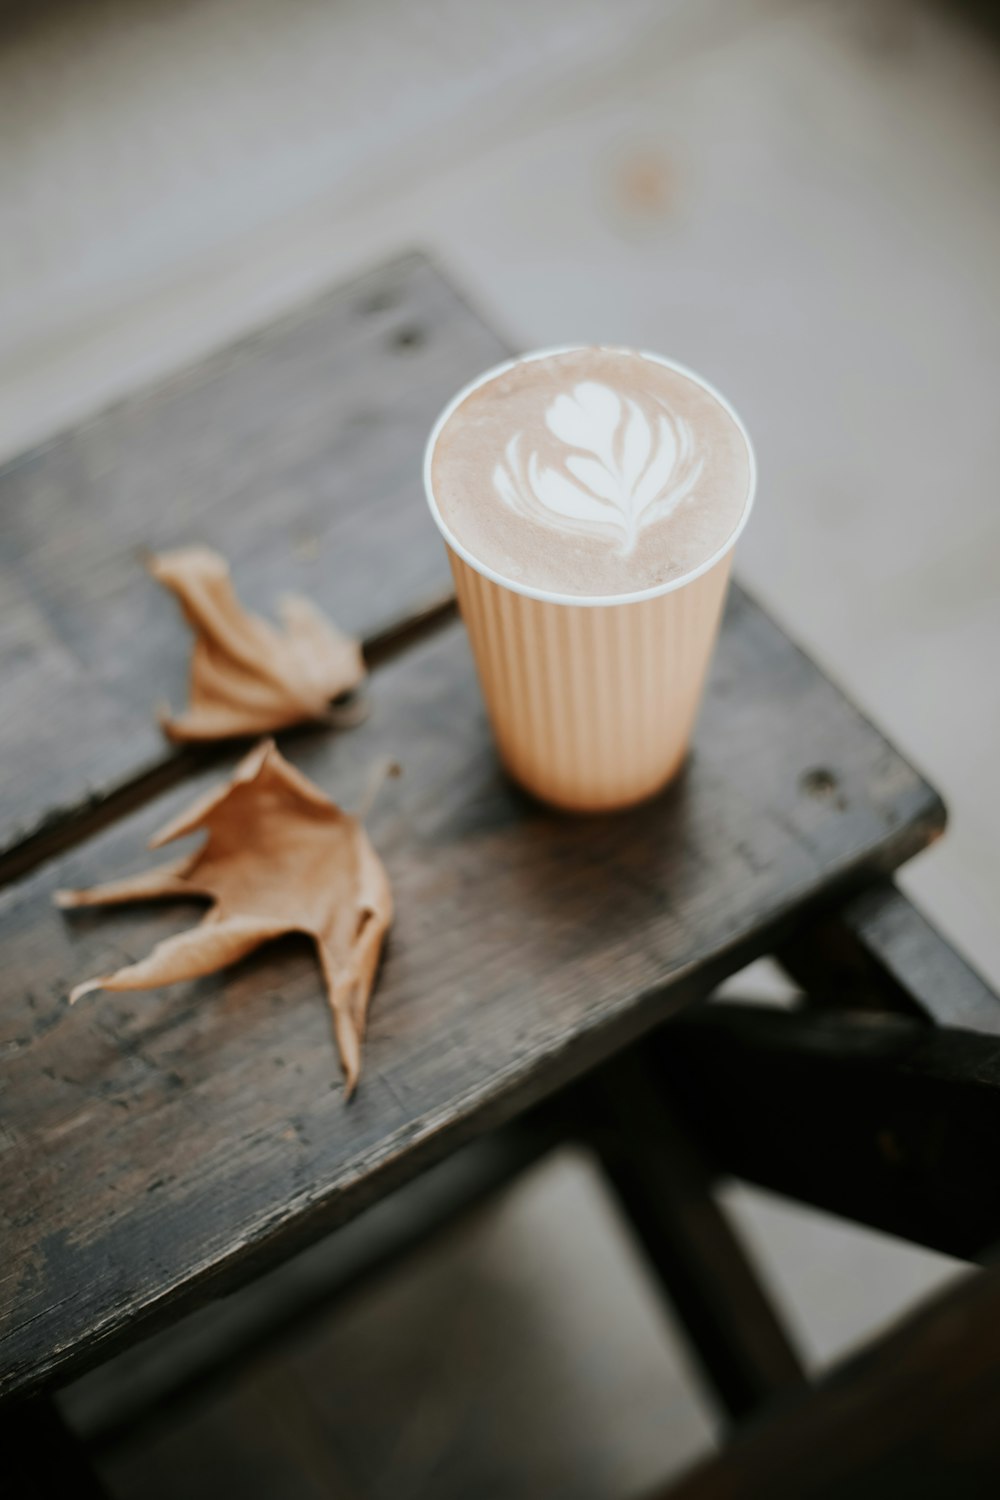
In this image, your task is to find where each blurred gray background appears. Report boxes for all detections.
[3,0,998,1494]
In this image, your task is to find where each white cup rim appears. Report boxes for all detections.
[422,345,757,608]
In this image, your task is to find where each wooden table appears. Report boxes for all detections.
[4,254,1000,1497]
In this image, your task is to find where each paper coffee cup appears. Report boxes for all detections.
[423,350,756,813]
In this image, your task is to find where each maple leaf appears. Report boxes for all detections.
[55,740,393,1097]
[150,546,365,740]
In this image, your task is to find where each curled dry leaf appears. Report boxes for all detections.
[55,740,393,1098]
[150,546,365,741]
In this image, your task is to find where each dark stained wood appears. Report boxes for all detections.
[777,909,928,1019]
[62,1108,565,1452]
[584,1049,806,1422]
[664,1264,1000,1500]
[778,880,1000,1034]
[0,251,507,869]
[841,881,1000,1033]
[657,1000,1000,1261]
[0,579,943,1401]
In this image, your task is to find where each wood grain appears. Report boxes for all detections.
[0,584,943,1401]
[0,252,506,866]
[61,1110,565,1452]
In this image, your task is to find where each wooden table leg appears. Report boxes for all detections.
[660,1261,1000,1500]
[780,879,1000,1034]
[656,1000,1000,1262]
[1,1395,109,1499]
[655,884,1000,1261]
[580,1048,807,1424]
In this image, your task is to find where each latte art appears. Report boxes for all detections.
[429,347,752,599]
[492,380,704,557]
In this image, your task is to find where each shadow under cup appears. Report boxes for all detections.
[423,353,755,814]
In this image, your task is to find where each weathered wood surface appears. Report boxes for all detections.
[659,1000,1000,1262]
[61,1110,565,1451]
[0,252,506,867]
[666,1264,999,1500]
[0,582,943,1401]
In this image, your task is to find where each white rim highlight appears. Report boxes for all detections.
[422,345,757,608]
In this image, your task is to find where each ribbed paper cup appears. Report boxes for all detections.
[424,350,756,813]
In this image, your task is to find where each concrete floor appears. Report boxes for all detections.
[4,0,998,1492]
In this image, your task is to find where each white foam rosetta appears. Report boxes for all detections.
[492,380,704,556]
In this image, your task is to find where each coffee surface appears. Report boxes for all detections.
[430,348,752,598]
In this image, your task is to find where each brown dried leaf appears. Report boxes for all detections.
[150,546,365,740]
[56,740,393,1097]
